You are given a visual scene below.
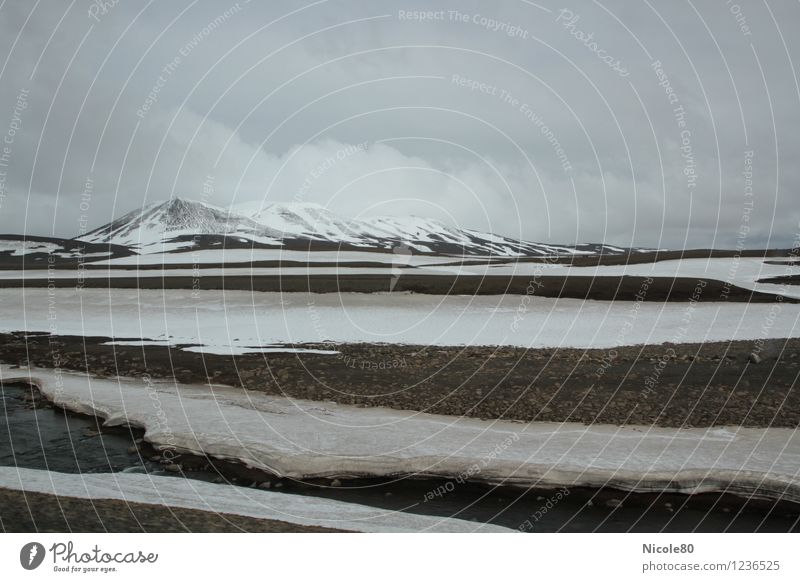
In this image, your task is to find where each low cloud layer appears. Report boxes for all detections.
[1,0,798,249]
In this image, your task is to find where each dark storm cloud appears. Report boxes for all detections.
[0,0,798,249]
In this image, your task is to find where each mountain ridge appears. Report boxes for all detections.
[75,197,640,257]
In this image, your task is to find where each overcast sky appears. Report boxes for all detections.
[0,0,798,249]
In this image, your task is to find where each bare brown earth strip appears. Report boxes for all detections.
[0,274,790,302]
[0,488,342,532]
[3,333,798,428]
[1,245,792,270]
[79,260,408,270]
[552,248,793,267]
[65,248,800,270]
[757,275,800,286]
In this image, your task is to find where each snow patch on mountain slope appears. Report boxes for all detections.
[237,202,614,256]
[234,201,368,244]
[0,240,61,255]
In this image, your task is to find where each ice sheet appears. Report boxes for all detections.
[1,288,798,349]
[180,346,340,356]
[4,366,799,503]
[471,258,800,300]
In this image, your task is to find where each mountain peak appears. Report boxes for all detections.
[144,196,217,212]
[78,197,279,248]
[144,197,227,225]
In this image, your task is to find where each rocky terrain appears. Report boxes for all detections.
[0,488,343,533]
[3,332,798,428]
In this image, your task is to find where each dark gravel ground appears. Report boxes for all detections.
[2,339,799,532]
[0,274,792,303]
[758,274,800,285]
[3,331,799,428]
[0,489,342,532]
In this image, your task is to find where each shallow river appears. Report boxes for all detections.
[1,384,797,533]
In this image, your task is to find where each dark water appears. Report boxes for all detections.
[1,383,798,532]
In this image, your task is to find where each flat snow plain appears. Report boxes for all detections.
[477,257,800,300]
[1,287,798,352]
[3,366,798,504]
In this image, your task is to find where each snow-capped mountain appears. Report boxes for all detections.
[77,197,637,257]
[235,201,630,256]
[79,198,281,249]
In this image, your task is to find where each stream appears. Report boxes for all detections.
[1,383,797,533]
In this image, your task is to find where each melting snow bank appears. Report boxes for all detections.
[99,340,340,356]
[3,365,799,505]
[4,288,800,349]
[179,345,340,356]
[0,467,506,532]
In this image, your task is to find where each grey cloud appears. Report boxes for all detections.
[0,0,798,249]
